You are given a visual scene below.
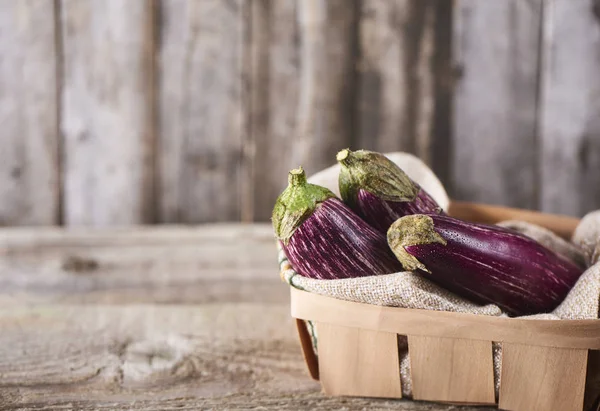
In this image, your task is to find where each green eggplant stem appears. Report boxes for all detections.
[387,214,447,273]
[336,148,419,204]
[288,167,307,186]
[272,167,336,244]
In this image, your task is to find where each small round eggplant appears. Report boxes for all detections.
[387,214,584,316]
[272,167,402,280]
[337,148,442,234]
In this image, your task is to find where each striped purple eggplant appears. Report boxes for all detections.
[272,167,403,280]
[387,214,584,316]
[337,148,443,234]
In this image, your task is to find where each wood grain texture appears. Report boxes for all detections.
[60,0,155,226]
[356,0,452,175]
[428,0,454,189]
[317,323,402,398]
[0,0,59,225]
[241,0,267,222]
[158,0,245,223]
[539,0,600,217]
[0,224,281,305]
[3,0,600,227]
[0,225,492,410]
[0,304,317,404]
[499,343,588,411]
[0,394,490,411]
[295,0,358,174]
[452,0,542,209]
[356,0,414,153]
[408,336,495,404]
[249,0,360,221]
[250,0,299,221]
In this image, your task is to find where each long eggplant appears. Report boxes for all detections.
[272,167,403,280]
[387,214,584,316]
[337,148,442,233]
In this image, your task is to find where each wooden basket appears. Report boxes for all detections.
[290,201,600,411]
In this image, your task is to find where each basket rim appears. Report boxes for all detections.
[291,287,600,349]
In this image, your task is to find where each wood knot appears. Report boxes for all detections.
[119,336,196,386]
[62,256,99,273]
[10,167,21,179]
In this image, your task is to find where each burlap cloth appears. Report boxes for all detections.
[279,153,600,401]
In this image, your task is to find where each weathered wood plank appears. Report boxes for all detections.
[249,0,298,221]
[0,395,492,411]
[0,304,490,410]
[0,225,282,305]
[0,224,491,410]
[0,395,490,411]
[250,0,359,221]
[60,0,155,226]
[539,0,600,217]
[240,0,265,222]
[0,304,313,400]
[357,0,453,170]
[158,0,245,223]
[0,0,59,226]
[357,0,412,154]
[429,0,454,189]
[295,0,359,172]
[452,0,542,209]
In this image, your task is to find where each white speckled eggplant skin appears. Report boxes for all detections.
[402,214,585,316]
[281,198,403,280]
[357,188,442,234]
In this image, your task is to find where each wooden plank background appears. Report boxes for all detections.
[0,1,60,226]
[61,0,155,226]
[452,0,542,210]
[0,224,492,410]
[0,0,599,226]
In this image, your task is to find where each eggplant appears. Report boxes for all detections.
[337,148,442,233]
[387,214,584,316]
[272,167,403,280]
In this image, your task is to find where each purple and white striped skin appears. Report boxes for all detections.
[272,167,403,280]
[282,198,403,280]
[337,148,443,235]
[387,214,584,316]
[357,188,441,234]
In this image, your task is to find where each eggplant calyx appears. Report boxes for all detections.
[272,167,336,244]
[387,214,447,273]
[336,148,419,205]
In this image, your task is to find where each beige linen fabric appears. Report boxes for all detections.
[573,210,600,266]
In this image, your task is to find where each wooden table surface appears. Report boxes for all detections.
[0,224,489,410]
